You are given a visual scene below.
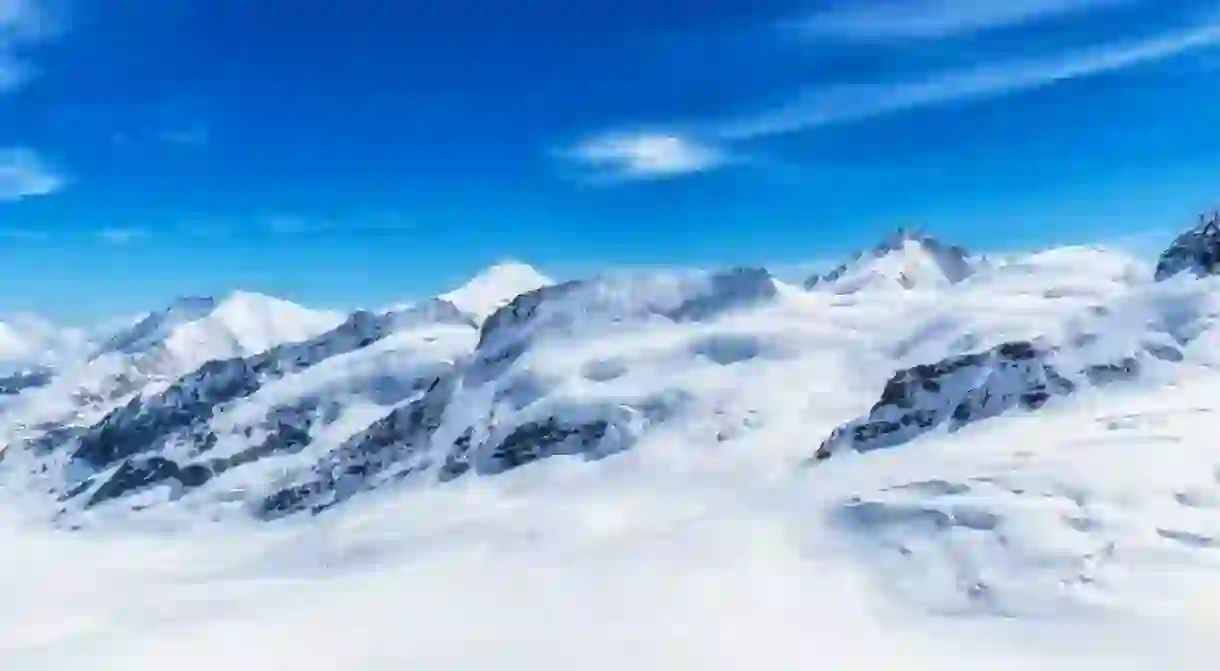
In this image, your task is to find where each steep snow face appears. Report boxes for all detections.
[442,261,552,322]
[259,267,786,515]
[92,296,220,359]
[95,291,345,372]
[38,300,477,514]
[1155,213,1220,281]
[0,293,346,473]
[806,230,978,293]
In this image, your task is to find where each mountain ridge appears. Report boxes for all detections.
[2,219,1219,525]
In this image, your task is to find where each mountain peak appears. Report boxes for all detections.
[213,290,313,318]
[92,291,343,364]
[805,229,974,293]
[93,296,220,358]
[442,260,552,322]
[874,227,956,253]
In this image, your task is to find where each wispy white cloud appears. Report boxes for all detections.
[97,227,147,245]
[717,18,1220,140]
[0,147,62,201]
[0,0,62,93]
[799,0,1133,41]
[561,131,728,181]
[564,9,1220,182]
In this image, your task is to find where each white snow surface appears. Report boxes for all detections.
[441,260,552,321]
[807,230,983,294]
[0,292,345,461]
[4,244,1220,668]
[0,314,91,369]
[107,291,346,368]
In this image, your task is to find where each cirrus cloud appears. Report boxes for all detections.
[718,17,1220,140]
[0,147,62,201]
[561,131,728,182]
[562,4,1220,183]
[798,0,1137,41]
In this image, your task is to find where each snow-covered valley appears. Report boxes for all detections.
[5,222,1220,669]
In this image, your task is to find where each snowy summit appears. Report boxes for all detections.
[442,261,552,322]
[805,229,979,293]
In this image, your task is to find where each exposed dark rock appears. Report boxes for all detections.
[482,417,610,475]
[477,281,584,350]
[1155,212,1220,281]
[1084,357,1141,385]
[69,301,468,475]
[815,341,1075,461]
[0,368,54,396]
[259,373,458,518]
[86,456,214,508]
[438,428,475,482]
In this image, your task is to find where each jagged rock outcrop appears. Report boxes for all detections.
[259,371,459,518]
[0,368,53,396]
[814,342,1076,460]
[63,300,471,492]
[84,456,212,508]
[480,417,611,474]
[1155,213,1220,281]
[805,229,974,293]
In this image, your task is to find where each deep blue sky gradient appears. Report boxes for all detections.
[2,0,1220,321]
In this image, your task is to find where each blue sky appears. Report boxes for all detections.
[2,0,1220,321]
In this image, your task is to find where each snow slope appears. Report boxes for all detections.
[3,361,1219,670]
[441,260,552,321]
[805,229,981,294]
[92,291,345,370]
[4,226,1220,668]
[0,292,344,470]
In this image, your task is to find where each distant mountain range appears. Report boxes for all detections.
[2,217,1219,527]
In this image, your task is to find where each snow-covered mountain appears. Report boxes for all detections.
[0,292,345,470]
[5,237,1213,519]
[91,291,345,369]
[6,228,1220,668]
[441,260,552,322]
[805,228,980,293]
[55,298,476,512]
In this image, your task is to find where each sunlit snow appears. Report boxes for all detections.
[3,240,1220,669]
